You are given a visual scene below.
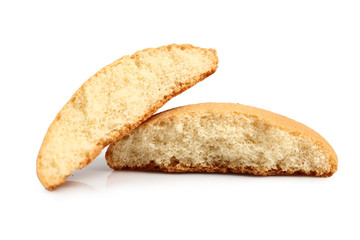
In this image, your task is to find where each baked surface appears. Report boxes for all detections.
[106,103,337,177]
[37,44,218,190]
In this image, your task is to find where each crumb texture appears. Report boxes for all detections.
[37,44,218,190]
[106,103,337,177]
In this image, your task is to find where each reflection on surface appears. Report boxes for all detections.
[105,170,245,188]
[61,151,111,190]
[106,170,188,188]
[104,170,176,187]
[56,181,95,192]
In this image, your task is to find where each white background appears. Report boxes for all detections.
[1,0,359,239]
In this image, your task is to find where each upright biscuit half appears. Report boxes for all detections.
[106,103,337,176]
[37,44,218,190]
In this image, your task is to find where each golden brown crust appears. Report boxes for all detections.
[36,44,218,190]
[110,163,334,177]
[107,103,337,176]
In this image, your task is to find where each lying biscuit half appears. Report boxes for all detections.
[37,44,218,190]
[106,103,337,177]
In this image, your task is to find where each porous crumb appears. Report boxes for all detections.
[106,103,337,177]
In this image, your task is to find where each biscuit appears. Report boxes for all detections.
[106,103,337,177]
[37,44,218,190]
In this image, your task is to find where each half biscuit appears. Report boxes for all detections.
[37,44,218,190]
[106,103,337,177]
